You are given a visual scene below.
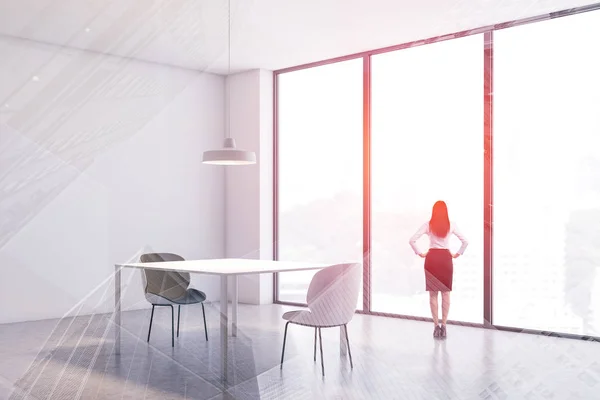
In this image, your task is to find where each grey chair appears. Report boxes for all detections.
[140,253,208,346]
[280,263,361,376]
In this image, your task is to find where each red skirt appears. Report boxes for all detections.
[424,249,453,292]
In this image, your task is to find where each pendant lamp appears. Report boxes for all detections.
[202,0,256,165]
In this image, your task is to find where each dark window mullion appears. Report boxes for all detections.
[483,31,494,327]
[363,55,372,312]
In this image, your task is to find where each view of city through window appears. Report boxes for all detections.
[277,58,363,308]
[493,10,600,335]
[276,9,600,336]
[371,34,483,323]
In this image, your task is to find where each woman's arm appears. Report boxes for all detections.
[409,223,429,256]
[453,224,469,257]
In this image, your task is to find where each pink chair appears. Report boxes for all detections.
[280,263,361,376]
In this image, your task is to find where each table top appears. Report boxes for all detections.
[116,258,331,276]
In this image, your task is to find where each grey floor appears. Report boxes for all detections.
[1,303,600,400]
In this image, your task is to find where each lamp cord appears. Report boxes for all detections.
[226,0,231,139]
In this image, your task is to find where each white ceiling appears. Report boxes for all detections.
[0,0,596,74]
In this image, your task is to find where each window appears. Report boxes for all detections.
[276,59,363,307]
[275,6,600,337]
[494,10,600,335]
[370,35,484,323]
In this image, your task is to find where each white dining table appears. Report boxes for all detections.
[113,258,327,381]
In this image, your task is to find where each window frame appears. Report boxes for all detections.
[272,2,600,342]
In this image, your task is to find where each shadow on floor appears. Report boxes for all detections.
[7,311,295,400]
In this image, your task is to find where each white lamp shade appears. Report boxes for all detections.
[202,138,256,165]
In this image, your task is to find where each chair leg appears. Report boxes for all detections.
[177,305,181,338]
[313,327,317,362]
[280,321,290,369]
[147,305,155,342]
[318,327,325,376]
[343,324,353,369]
[201,303,208,341]
[170,305,174,347]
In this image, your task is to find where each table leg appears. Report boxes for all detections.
[232,276,238,337]
[220,275,229,381]
[114,265,121,355]
[340,326,347,356]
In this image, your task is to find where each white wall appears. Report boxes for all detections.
[0,36,225,324]
[225,69,273,304]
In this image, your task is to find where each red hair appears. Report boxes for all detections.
[429,200,450,238]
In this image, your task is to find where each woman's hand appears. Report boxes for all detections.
[419,252,427,258]
[452,253,460,259]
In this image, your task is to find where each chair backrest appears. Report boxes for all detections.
[140,253,190,301]
[306,263,361,327]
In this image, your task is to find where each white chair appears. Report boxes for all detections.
[140,253,208,347]
[279,263,361,376]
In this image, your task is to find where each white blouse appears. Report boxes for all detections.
[409,222,469,255]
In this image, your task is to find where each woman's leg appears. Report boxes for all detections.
[429,291,439,326]
[441,291,451,325]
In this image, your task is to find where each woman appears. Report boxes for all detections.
[409,200,468,338]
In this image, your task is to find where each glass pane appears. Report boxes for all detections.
[494,11,600,335]
[277,59,363,309]
[371,35,484,323]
